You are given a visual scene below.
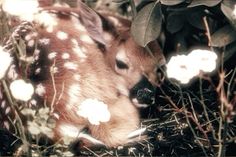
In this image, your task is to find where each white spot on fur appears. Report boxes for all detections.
[10,79,34,101]
[62,53,70,59]
[39,38,50,45]
[34,49,40,61]
[77,99,111,125]
[35,68,41,74]
[64,62,78,70]
[80,34,94,44]
[71,39,87,59]
[48,52,57,60]
[35,83,46,96]
[71,16,86,32]
[56,31,68,40]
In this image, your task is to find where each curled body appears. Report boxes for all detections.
[0,1,165,148]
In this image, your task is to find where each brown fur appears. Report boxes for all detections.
[2,1,164,147]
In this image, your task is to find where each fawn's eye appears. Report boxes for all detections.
[115,59,129,69]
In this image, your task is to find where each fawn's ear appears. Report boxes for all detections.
[78,1,106,46]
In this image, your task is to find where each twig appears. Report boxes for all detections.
[129,0,137,20]
[50,60,57,113]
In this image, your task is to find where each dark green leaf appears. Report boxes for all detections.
[224,41,236,62]
[187,10,205,30]
[167,12,184,33]
[131,2,162,47]
[188,0,222,7]
[160,0,185,6]
[221,3,236,29]
[211,25,236,47]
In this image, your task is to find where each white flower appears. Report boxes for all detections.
[166,49,218,84]
[56,31,68,40]
[188,49,217,73]
[77,99,111,125]
[0,46,12,79]
[10,79,34,101]
[2,0,39,21]
[28,121,54,138]
[166,55,199,84]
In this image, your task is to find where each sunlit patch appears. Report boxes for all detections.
[80,34,94,44]
[35,83,46,96]
[48,52,57,60]
[0,46,12,79]
[62,53,70,59]
[56,31,68,40]
[10,79,34,101]
[67,84,81,109]
[2,0,39,21]
[71,39,87,59]
[27,39,35,47]
[34,12,58,33]
[64,62,78,70]
[166,49,218,84]
[77,99,111,125]
[39,38,50,45]
[74,74,81,81]
[59,124,80,138]
[28,120,54,138]
[25,32,38,41]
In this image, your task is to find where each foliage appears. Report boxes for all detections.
[0,0,236,157]
[130,0,236,63]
